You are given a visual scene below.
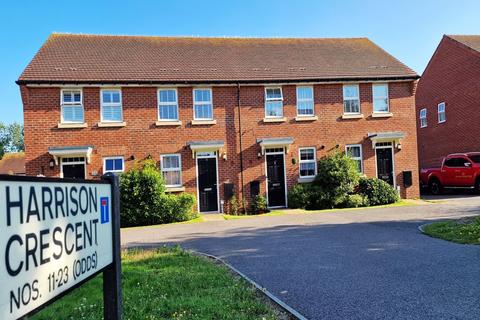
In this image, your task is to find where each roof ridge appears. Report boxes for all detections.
[49,32,369,41]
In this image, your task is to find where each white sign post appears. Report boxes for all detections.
[0,174,122,320]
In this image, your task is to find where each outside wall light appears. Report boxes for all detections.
[222,152,228,161]
[397,143,402,150]
[49,159,55,169]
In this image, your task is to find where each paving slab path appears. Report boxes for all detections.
[122,196,480,320]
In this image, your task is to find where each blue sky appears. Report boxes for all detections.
[1,0,479,125]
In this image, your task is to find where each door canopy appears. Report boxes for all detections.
[257,137,294,155]
[367,132,405,149]
[187,140,224,159]
[48,145,93,165]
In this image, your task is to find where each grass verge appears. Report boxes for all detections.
[31,247,278,320]
[223,200,418,220]
[422,216,480,244]
[122,215,204,230]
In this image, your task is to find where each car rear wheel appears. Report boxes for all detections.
[429,179,442,195]
[475,178,480,194]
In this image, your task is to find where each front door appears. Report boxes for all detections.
[62,164,85,179]
[197,157,218,212]
[266,154,286,207]
[376,147,394,186]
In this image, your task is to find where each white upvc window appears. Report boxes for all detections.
[161,154,182,187]
[346,144,363,173]
[299,147,317,178]
[193,88,213,120]
[343,84,360,114]
[103,156,124,173]
[61,89,84,123]
[265,87,283,118]
[420,108,427,128]
[372,83,389,113]
[101,89,123,122]
[158,89,179,121]
[296,86,314,116]
[438,102,446,123]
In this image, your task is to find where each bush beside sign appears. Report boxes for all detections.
[0,174,121,320]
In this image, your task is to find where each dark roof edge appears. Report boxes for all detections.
[445,35,480,55]
[16,75,419,86]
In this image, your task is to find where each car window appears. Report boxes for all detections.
[469,155,480,164]
[445,157,469,167]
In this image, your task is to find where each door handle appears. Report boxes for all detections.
[204,188,212,192]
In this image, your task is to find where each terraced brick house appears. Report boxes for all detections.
[416,35,480,169]
[18,34,419,212]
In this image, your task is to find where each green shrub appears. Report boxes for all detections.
[358,177,399,206]
[288,184,311,209]
[227,195,240,215]
[120,159,196,227]
[311,152,361,209]
[338,194,366,208]
[160,193,196,223]
[250,195,269,215]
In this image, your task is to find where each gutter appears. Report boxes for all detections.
[15,75,420,86]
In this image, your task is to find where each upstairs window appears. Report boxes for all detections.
[101,89,122,122]
[343,84,360,114]
[103,157,124,173]
[420,108,427,128]
[346,144,363,172]
[373,84,389,113]
[161,154,182,187]
[61,89,84,123]
[193,88,213,120]
[158,89,179,121]
[296,86,314,116]
[299,147,317,178]
[438,102,446,123]
[265,87,283,118]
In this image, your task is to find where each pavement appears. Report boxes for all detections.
[122,196,480,320]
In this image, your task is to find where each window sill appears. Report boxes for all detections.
[263,117,287,123]
[295,116,318,122]
[341,113,364,119]
[298,177,315,183]
[191,119,217,125]
[165,186,186,192]
[97,122,126,127]
[155,120,182,126]
[371,112,393,118]
[57,122,88,129]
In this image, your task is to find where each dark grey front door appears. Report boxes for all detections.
[198,158,218,212]
[376,148,394,185]
[63,164,85,179]
[266,154,286,207]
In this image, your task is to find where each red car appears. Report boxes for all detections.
[420,152,480,195]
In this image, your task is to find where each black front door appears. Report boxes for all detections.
[63,164,85,179]
[376,148,394,185]
[266,154,286,207]
[197,158,218,212]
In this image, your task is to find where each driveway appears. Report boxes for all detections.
[122,198,480,320]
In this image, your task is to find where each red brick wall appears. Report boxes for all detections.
[416,36,480,168]
[21,81,419,211]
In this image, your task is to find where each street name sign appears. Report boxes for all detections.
[0,174,122,320]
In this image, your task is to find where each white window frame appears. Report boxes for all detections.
[438,102,446,123]
[264,87,284,118]
[296,86,315,116]
[160,154,183,187]
[345,144,363,173]
[342,84,361,114]
[298,147,317,178]
[158,88,179,121]
[103,156,125,173]
[420,108,427,128]
[372,83,389,113]
[60,89,84,123]
[100,89,123,122]
[193,88,213,120]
